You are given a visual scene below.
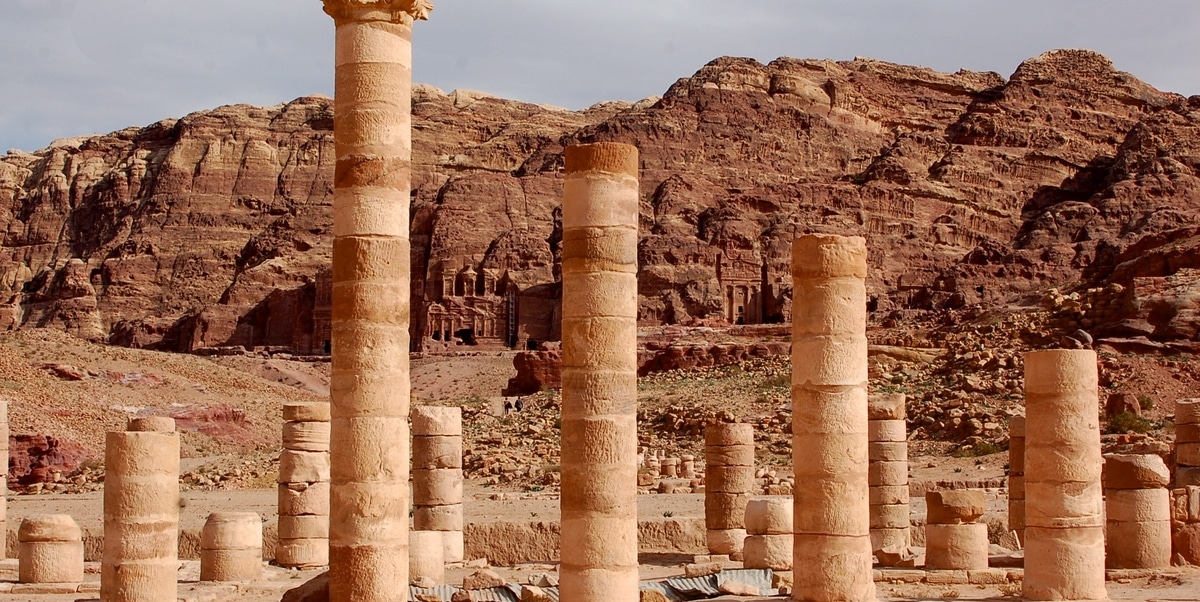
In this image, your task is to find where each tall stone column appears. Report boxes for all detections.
[1008,415,1026,543]
[867,393,909,557]
[559,142,640,602]
[412,406,464,562]
[791,234,874,602]
[1023,350,1106,601]
[101,417,179,602]
[705,423,755,558]
[320,1,431,600]
[278,402,331,568]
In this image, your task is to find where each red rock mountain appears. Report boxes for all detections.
[1,50,1197,352]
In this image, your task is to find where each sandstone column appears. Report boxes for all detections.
[320,1,431,600]
[1176,399,1200,486]
[1023,350,1106,601]
[1008,415,1026,543]
[646,455,661,478]
[1171,484,1200,564]
[559,141,640,602]
[680,454,696,479]
[924,490,989,570]
[744,497,793,570]
[278,402,331,568]
[102,417,179,602]
[18,515,84,584]
[868,393,909,557]
[1104,454,1171,568]
[409,530,445,585]
[791,234,874,602]
[663,457,680,478]
[200,512,263,582]
[705,423,755,558]
[412,406,464,563]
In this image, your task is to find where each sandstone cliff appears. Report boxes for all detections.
[1,50,1198,351]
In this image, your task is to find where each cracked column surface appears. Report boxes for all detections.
[559,142,640,602]
[791,234,874,602]
[1023,350,1106,601]
[320,1,431,600]
[101,417,179,602]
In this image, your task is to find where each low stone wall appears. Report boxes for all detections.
[464,518,706,566]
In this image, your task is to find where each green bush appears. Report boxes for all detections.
[1137,394,1155,411]
[1106,412,1156,435]
[950,441,1004,458]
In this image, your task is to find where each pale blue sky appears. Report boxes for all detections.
[2,0,1198,152]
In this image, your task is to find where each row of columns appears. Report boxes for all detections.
[305,3,1119,597]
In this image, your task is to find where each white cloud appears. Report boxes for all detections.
[2,0,1197,152]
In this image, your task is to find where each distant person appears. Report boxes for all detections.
[514,399,524,413]
[503,400,513,416]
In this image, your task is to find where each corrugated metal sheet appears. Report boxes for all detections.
[639,580,688,601]
[410,584,519,602]
[664,574,720,599]
[462,585,520,602]
[410,584,457,601]
[715,568,778,596]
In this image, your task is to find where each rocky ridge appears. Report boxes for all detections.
[0,50,1197,351]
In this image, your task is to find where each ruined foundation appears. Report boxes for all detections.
[18,515,84,584]
[200,512,263,582]
[924,490,988,570]
[412,405,464,563]
[1104,454,1171,569]
[705,423,755,558]
[790,234,875,602]
[101,417,180,602]
[559,142,640,602]
[277,402,331,568]
[1023,350,1106,601]
[1008,415,1026,543]
[320,0,431,598]
[744,498,793,571]
[868,393,910,556]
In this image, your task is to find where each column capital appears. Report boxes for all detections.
[322,0,433,23]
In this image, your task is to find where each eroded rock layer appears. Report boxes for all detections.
[2,50,1199,350]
